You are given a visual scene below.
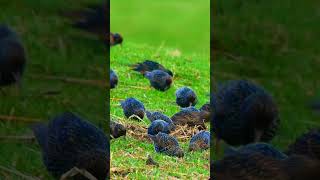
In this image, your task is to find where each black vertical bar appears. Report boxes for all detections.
[105,0,111,179]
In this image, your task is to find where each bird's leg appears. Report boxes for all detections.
[254,129,263,143]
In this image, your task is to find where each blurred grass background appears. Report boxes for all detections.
[111,0,210,54]
[111,0,210,179]
[0,0,106,179]
[213,0,320,159]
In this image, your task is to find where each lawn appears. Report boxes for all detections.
[110,0,210,179]
[0,1,106,179]
[110,0,210,55]
[212,0,320,160]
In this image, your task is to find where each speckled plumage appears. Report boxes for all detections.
[213,80,279,146]
[199,103,211,122]
[110,120,126,139]
[145,70,172,91]
[0,25,26,87]
[212,153,320,180]
[285,129,320,159]
[189,131,210,151]
[120,97,145,120]
[149,132,184,158]
[146,111,175,130]
[31,112,109,180]
[171,106,206,130]
[175,87,197,108]
[147,120,171,135]
[110,69,118,89]
[131,60,173,76]
[225,143,288,160]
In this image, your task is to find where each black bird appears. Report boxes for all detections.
[145,70,173,91]
[110,69,118,89]
[149,132,184,158]
[109,33,123,47]
[120,97,145,120]
[175,87,198,108]
[147,120,171,136]
[189,131,210,151]
[146,110,175,130]
[225,143,288,160]
[31,112,109,180]
[0,25,26,89]
[199,103,211,122]
[171,106,207,130]
[131,60,173,76]
[285,129,320,159]
[212,80,279,148]
[62,3,123,47]
[212,153,320,180]
[110,120,126,139]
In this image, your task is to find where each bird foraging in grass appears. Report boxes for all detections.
[110,69,118,89]
[110,120,126,139]
[109,33,123,47]
[146,110,175,130]
[149,132,184,158]
[31,112,109,180]
[189,131,210,151]
[144,70,173,91]
[0,24,26,91]
[171,106,207,130]
[199,103,211,122]
[212,80,279,151]
[131,60,173,76]
[285,128,320,159]
[147,120,171,136]
[175,87,198,108]
[120,97,145,120]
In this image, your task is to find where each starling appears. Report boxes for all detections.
[146,110,175,130]
[175,87,198,107]
[31,112,109,180]
[149,132,184,158]
[212,153,320,180]
[171,106,206,130]
[109,33,123,47]
[110,120,126,139]
[65,4,107,39]
[147,120,171,136]
[144,70,172,91]
[131,60,173,76]
[0,25,26,89]
[110,69,118,89]
[285,129,320,159]
[120,97,145,120]
[213,80,280,147]
[225,143,288,160]
[189,131,210,151]
[199,103,211,122]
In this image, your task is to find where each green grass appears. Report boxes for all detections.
[110,43,210,179]
[0,1,106,179]
[111,1,210,178]
[213,0,320,160]
[111,0,210,55]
